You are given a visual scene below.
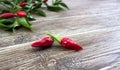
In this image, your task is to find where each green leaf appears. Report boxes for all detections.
[53,0,62,5]
[13,5,22,13]
[0,22,12,30]
[59,2,69,9]
[28,0,33,4]
[27,15,36,21]
[35,1,42,9]
[17,0,24,4]
[47,6,64,12]
[0,19,13,25]
[25,4,34,13]
[35,9,46,17]
[2,1,14,6]
[17,17,32,30]
[12,20,20,28]
[11,20,20,32]
[0,19,20,32]
[0,11,2,14]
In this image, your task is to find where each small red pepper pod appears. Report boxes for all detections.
[46,33,83,51]
[61,38,83,51]
[19,2,28,7]
[31,37,54,49]
[17,11,27,17]
[0,13,16,19]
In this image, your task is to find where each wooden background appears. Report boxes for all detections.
[0,0,120,70]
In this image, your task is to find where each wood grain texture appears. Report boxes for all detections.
[0,0,120,47]
[0,0,120,70]
[0,26,120,70]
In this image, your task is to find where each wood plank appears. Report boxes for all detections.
[0,12,120,47]
[0,26,120,70]
[0,0,120,70]
[0,0,120,47]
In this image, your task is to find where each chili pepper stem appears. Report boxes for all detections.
[46,32,62,43]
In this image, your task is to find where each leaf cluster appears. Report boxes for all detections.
[0,0,69,32]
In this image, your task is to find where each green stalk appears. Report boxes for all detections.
[46,32,62,43]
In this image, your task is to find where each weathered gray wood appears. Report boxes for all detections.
[0,0,120,47]
[0,26,120,70]
[0,0,120,70]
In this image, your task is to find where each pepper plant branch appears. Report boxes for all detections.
[0,0,69,32]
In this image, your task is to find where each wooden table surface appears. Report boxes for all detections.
[0,0,120,70]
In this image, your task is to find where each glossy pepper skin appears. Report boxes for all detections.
[61,38,83,51]
[0,13,16,19]
[31,37,54,49]
[19,2,28,7]
[17,11,27,17]
[47,33,83,51]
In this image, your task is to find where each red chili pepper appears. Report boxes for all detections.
[19,2,27,7]
[31,37,54,49]
[43,0,48,2]
[0,13,16,19]
[47,33,83,51]
[17,11,27,17]
[61,38,83,51]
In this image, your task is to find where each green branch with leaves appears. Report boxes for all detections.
[0,0,69,32]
